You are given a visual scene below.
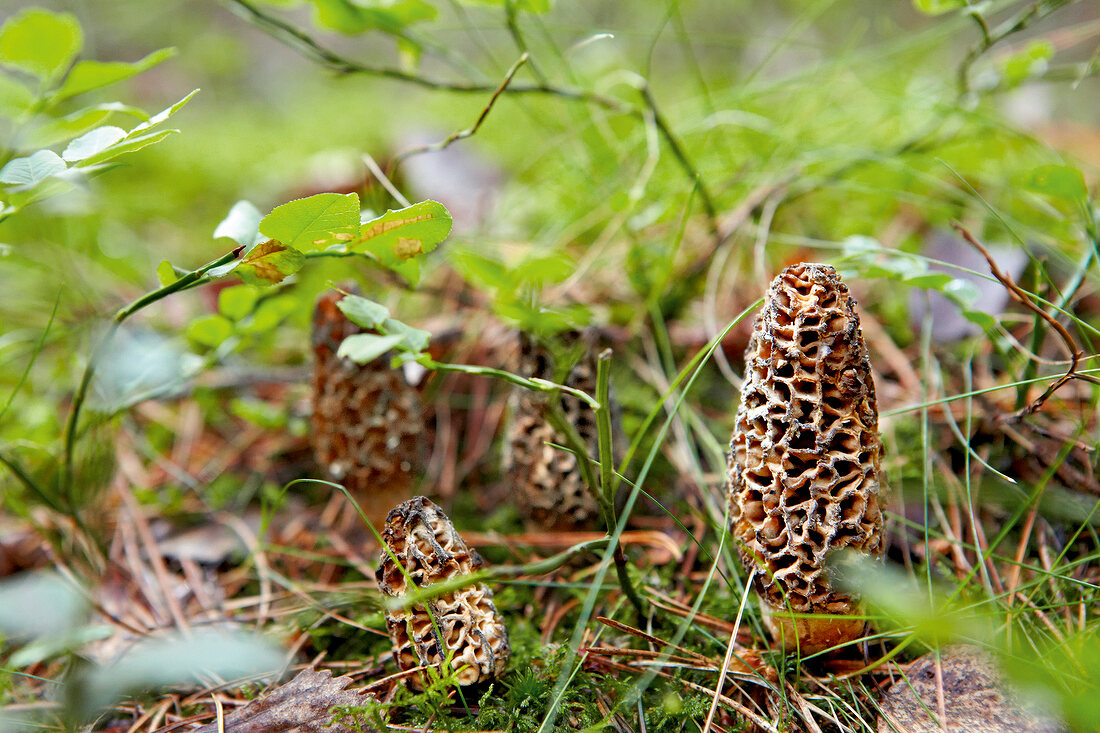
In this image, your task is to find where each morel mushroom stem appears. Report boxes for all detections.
[376,497,509,688]
[728,263,884,654]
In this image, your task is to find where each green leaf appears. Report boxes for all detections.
[229,397,285,429]
[76,129,177,166]
[1024,164,1088,202]
[128,89,198,134]
[0,9,82,82]
[186,314,233,348]
[235,239,305,286]
[514,253,575,285]
[358,200,452,282]
[336,293,390,329]
[382,318,431,352]
[337,333,405,364]
[24,103,147,149]
[259,192,360,252]
[61,125,127,162]
[449,248,513,292]
[218,284,260,320]
[52,47,176,103]
[214,200,264,248]
[1000,40,1053,87]
[0,71,34,118]
[0,150,66,186]
[237,295,297,335]
[911,0,965,14]
[307,0,437,34]
[156,260,178,287]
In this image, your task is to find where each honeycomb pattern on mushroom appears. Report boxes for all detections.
[311,291,425,528]
[502,332,601,530]
[728,262,884,652]
[376,497,509,688]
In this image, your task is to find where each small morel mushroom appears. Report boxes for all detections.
[311,291,426,528]
[376,497,509,688]
[728,263,884,653]
[503,332,601,530]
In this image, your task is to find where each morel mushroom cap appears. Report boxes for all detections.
[311,291,426,528]
[728,263,884,653]
[502,332,602,530]
[376,497,509,688]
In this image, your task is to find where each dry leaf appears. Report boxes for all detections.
[188,668,376,733]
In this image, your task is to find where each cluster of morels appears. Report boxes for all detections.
[311,261,885,686]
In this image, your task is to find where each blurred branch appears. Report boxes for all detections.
[957,0,1074,97]
[224,0,718,232]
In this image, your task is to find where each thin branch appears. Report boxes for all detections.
[224,0,718,233]
[392,53,530,167]
[957,0,1074,97]
[952,222,1086,420]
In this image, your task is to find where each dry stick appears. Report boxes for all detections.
[952,222,1087,420]
[393,52,530,167]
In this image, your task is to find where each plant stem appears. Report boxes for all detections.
[595,348,646,616]
[61,246,244,500]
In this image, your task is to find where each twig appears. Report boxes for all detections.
[224,0,718,233]
[952,222,1085,420]
[957,0,1074,97]
[393,53,530,167]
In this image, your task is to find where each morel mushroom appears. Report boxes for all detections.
[502,332,602,530]
[728,263,884,653]
[376,497,509,687]
[312,291,426,528]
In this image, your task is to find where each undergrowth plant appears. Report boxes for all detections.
[1,0,1099,731]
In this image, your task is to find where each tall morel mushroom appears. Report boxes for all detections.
[376,497,509,688]
[503,332,601,530]
[312,291,426,528]
[728,263,884,653]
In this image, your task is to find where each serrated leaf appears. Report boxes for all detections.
[187,314,233,348]
[911,0,965,14]
[214,200,264,247]
[0,71,34,118]
[1024,164,1087,202]
[156,260,178,287]
[218,284,260,320]
[358,200,452,283]
[52,47,176,102]
[260,192,360,252]
[336,293,390,329]
[235,239,305,286]
[382,318,431,352]
[0,9,82,82]
[337,333,405,364]
[0,150,66,186]
[61,125,127,162]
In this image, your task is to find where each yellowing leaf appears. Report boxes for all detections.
[236,240,305,286]
[358,200,452,285]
